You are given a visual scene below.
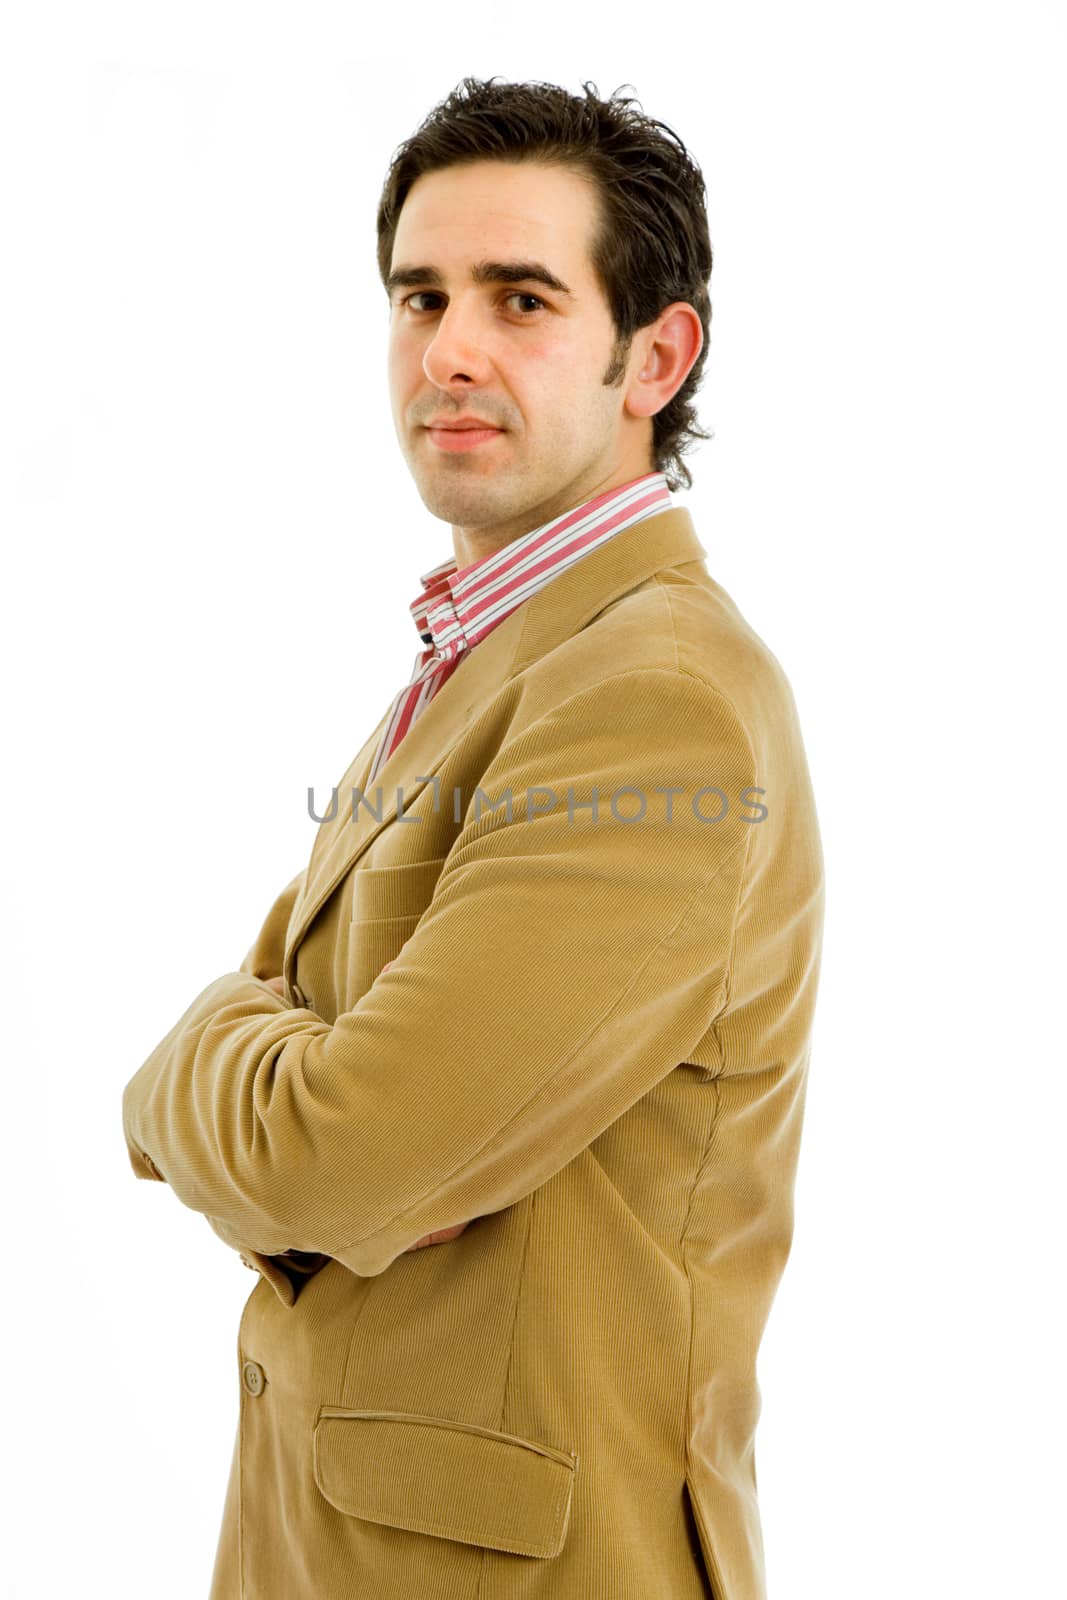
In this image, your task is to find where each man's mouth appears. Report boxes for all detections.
[425,424,505,452]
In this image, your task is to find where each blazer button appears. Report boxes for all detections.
[290,983,307,1008]
[242,1360,265,1397]
[239,1254,255,1270]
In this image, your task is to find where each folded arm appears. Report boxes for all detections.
[122,668,757,1276]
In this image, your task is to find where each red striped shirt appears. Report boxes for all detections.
[366,471,674,783]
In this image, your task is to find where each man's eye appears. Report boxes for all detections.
[506,293,546,316]
[401,291,545,317]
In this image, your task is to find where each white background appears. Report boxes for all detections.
[1,4,1063,1595]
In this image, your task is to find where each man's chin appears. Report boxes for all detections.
[414,477,515,526]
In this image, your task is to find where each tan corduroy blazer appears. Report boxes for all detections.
[121,502,825,1600]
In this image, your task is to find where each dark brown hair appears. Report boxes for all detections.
[376,76,713,493]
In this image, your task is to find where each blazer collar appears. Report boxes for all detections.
[285,503,707,964]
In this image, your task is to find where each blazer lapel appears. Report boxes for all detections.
[286,597,528,963]
[285,503,707,969]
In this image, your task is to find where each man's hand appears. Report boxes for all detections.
[264,975,287,996]
[404,1221,472,1249]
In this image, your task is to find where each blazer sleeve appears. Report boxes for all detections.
[124,865,307,1189]
[238,866,307,980]
[122,668,760,1275]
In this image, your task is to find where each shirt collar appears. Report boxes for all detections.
[409,471,674,663]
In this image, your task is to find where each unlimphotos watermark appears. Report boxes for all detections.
[307,778,768,826]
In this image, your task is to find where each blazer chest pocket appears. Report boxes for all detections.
[346,855,448,1001]
[312,1408,578,1558]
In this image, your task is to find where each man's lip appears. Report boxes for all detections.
[423,421,503,431]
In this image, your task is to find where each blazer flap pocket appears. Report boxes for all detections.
[351,854,449,922]
[312,1408,578,1558]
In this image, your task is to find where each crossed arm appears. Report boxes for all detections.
[121,668,756,1277]
[261,968,469,1255]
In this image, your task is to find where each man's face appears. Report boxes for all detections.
[386,159,651,547]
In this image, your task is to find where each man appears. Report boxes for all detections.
[122,78,824,1599]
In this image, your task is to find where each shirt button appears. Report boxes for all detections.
[242,1360,265,1397]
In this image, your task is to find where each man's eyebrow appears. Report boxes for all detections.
[386,259,575,300]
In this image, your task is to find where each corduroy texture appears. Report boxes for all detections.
[121,504,824,1599]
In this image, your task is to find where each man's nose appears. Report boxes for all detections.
[421,300,494,390]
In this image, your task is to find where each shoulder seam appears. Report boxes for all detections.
[517,662,757,774]
[652,571,759,770]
